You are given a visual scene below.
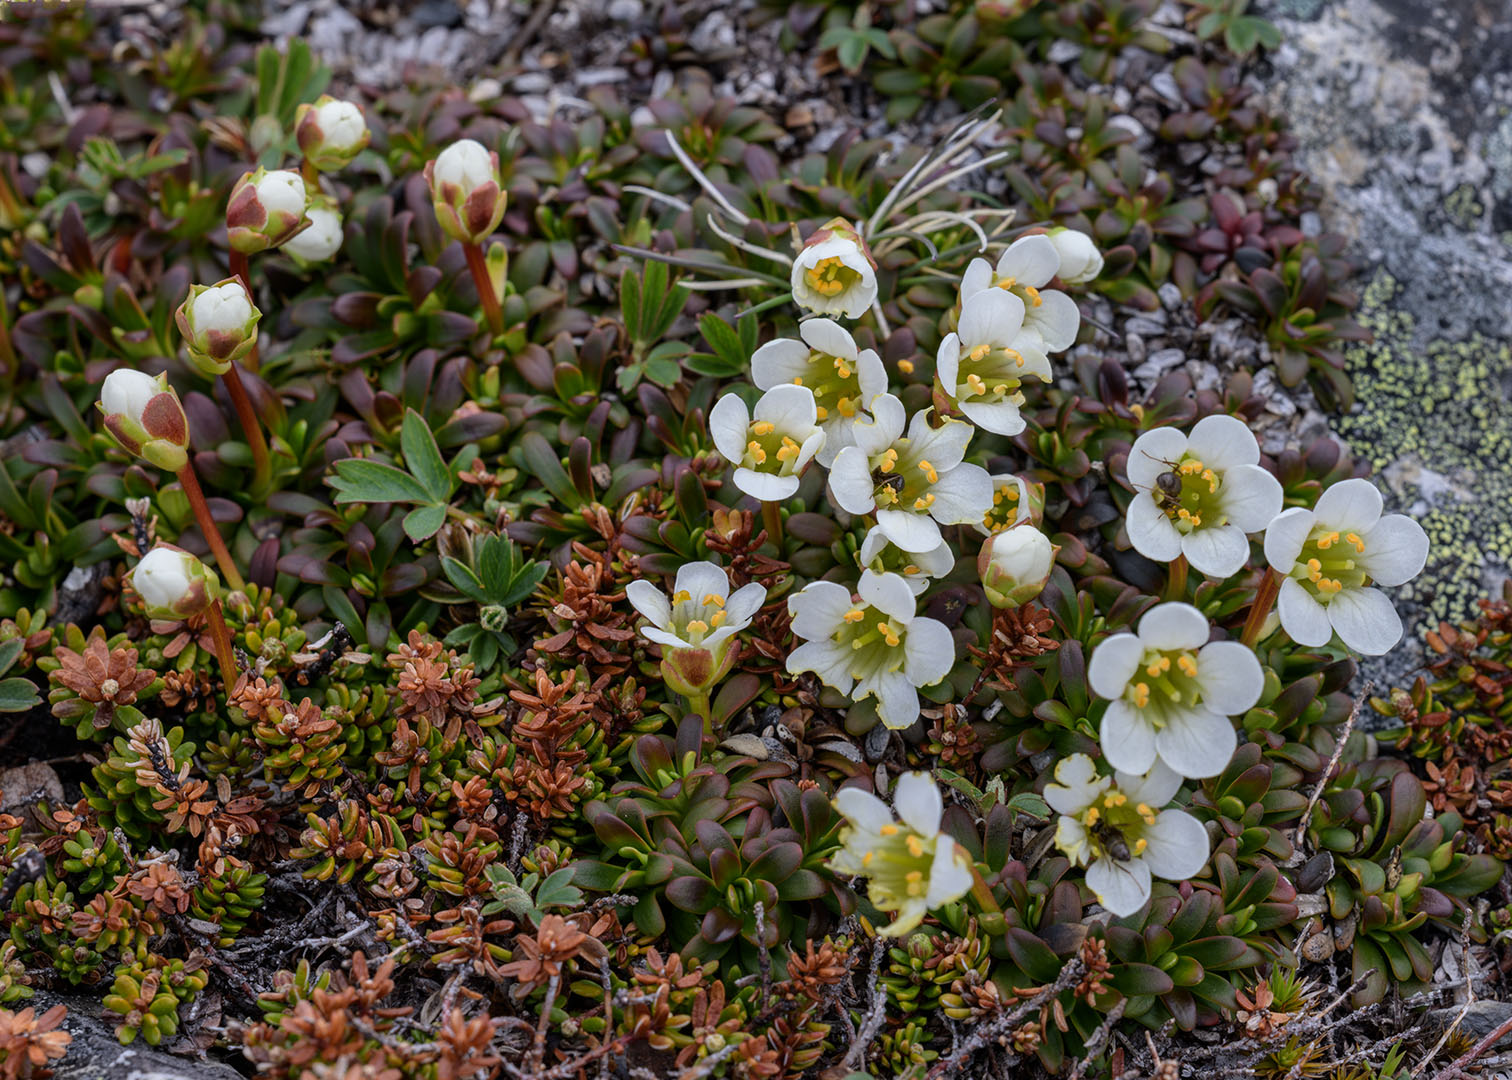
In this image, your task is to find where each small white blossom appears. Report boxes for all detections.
[751,318,887,466]
[1088,602,1262,779]
[226,168,307,254]
[626,562,766,653]
[709,385,825,502]
[790,218,877,319]
[282,204,343,263]
[1048,228,1104,285]
[787,570,954,730]
[425,138,507,245]
[1125,415,1283,579]
[960,234,1081,351]
[829,772,973,936]
[98,369,190,472]
[1046,754,1208,917]
[175,278,261,376]
[828,394,993,554]
[859,526,954,596]
[936,289,1052,436]
[433,139,496,192]
[1263,478,1429,655]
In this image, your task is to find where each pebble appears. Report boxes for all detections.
[1046,39,1083,65]
[606,0,642,19]
[1124,315,1168,336]
[1149,70,1182,105]
[1132,347,1187,383]
[1124,331,1147,364]
[1157,282,1183,310]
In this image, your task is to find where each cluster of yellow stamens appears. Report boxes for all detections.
[982,481,1023,531]
[1154,457,1226,533]
[833,600,909,678]
[954,338,1034,407]
[804,256,856,297]
[1126,648,1203,717]
[743,420,803,473]
[993,276,1044,307]
[1291,529,1370,599]
[670,589,727,640]
[841,609,902,649]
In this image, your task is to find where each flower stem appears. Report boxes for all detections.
[1241,567,1280,648]
[462,241,504,337]
[968,864,1007,935]
[175,464,246,595]
[206,599,239,690]
[762,500,784,552]
[228,250,253,299]
[1164,554,1188,602]
[220,362,272,495]
[300,158,319,189]
[687,689,713,731]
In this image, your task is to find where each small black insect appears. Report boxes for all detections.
[1091,821,1132,862]
[872,468,906,494]
[1141,450,1185,513]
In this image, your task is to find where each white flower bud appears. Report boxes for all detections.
[227,168,308,254]
[296,96,371,172]
[100,369,160,422]
[979,525,1056,608]
[1048,228,1104,285]
[193,282,253,332]
[315,100,365,150]
[133,546,219,619]
[176,279,261,376]
[98,369,190,472]
[425,139,507,245]
[433,139,495,192]
[255,170,305,219]
[282,204,343,262]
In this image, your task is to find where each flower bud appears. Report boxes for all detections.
[281,201,343,263]
[175,279,261,376]
[978,525,1057,608]
[133,546,220,620]
[424,138,506,245]
[1048,228,1103,285]
[790,217,878,320]
[98,369,190,472]
[226,168,308,254]
[659,645,740,702]
[294,96,369,172]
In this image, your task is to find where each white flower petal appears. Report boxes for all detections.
[876,509,945,555]
[927,463,993,528]
[787,580,855,640]
[858,570,918,623]
[1264,507,1316,574]
[1126,494,1184,562]
[1328,587,1403,656]
[1027,288,1080,352]
[836,787,893,834]
[1183,414,1260,471]
[1155,707,1236,779]
[798,318,859,362]
[709,392,751,466]
[960,287,1026,346]
[751,339,810,390]
[1218,464,1283,533]
[1100,699,1158,775]
[1086,857,1152,917]
[936,334,961,396]
[1127,427,1189,489]
[1277,577,1332,647]
[724,582,768,628]
[734,468,798,502]
[1360,514,1429,587]
[853,393,906,455]
[754,382,817,428]
[906,412,975,473]
[1181,523,1252,579]
[996,234,1061,288]
[1313,477,1383,532]
[959,257,993,301]
[1137,602,1210,651]
[1088,633,1144,699]
[828,448,878,515]
[925,836,973,906]
[1141,810,1209,880]
[871,670,922,730]
[903,617,955,688]
[625,579,672,629]
[786,639,855,693]
[1195,640,1264,715]
[674,562,730,606]
[641,626,693,650]
[959,399,1027,436]
[1115,759,1183,808]
[856,349,888,402]
[893,771,944,835]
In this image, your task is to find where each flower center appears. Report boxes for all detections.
[866,443,939,514]
[981,479,1024,532]
[1079,791,1157,862]
[804,256,860,298]
[954,342,1033,407]
[791,350,863,423]
[1289,527,1369,601]
[1123,647,1203,724]
[849,820,939,909]
[1147,456,1227,533]
[993,275,1043,307]
[835,601,908,680]
[742,420,804,476]
[670,589,728,645]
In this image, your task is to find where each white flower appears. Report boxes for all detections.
[282,204,343,262]
[312,99,366,150]
[859,526,954,596]
[960,234,1081,351]
[1263,478,1429,655]
[253,169,305,219]
[1088,602,1261,779]
[790,218,877,320]
[709,385,825,502]
[1048,228,1104,285]
[1046,754,1208,917]
[828,394,993,554]
[226,168,308,254]
[978,524,1055,609]
[1125,415,1283,579]
[978,472,1033,535]
[192,281,253,332]
[133,546,218,619]
[936,289,1052,436]
[625,561,766,653]
[787,570,955,730]
[433,139,496,192]
[98,369,190,472]
[751,318,887,466]
[829,771,974,936]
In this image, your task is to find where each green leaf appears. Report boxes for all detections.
[535,867,585,912]
[400,409,452,500]
[330,458,432,505]
[402,503,447,543]
[0,678,39,713]
[0,638,23,677]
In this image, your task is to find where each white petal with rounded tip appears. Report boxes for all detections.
[708,393,751,464]
[926,837,973,906]
[1141,810,1209,880]
[1277,577,1332,647]
[751,338,810,390]
[936,334,962,396]
[101,369,162,421]
[1046,758,1103,816]
[858,570,918,622]
[1027,288,1080,352]
[674,562,730,606]
[1195,640,1264,714]
[871,670,922,730]
[1264,507,1315,573]
[798,318,859,362]
[1219,464,1283,533]
[1181,523,1252,579]
[856,349,888,402]
[960,399,1027,436]
[927,463,993,528]
[1361,514,1429,586]
[1137,602,1210,650]
[624,580,672,628]
[906,412,975,473]
[854,393,906,455]
[1313,477,1383,532]
[1099,699,1158,775]
[1088,634,1143,698]
[893,771,944,835]
[1087,857,1152,917]
[912,540,955,578]
[786,640,855,693]
[787,580,855,639]
[828,448,878,515]
[754,382,817,428]
[876,509,945,554]
[960,257,993,300]
[641,626,693,650]
[1116,759,1182,808]
[960,288,1026,347]
[1328,587,1403,655]
[723,582,767,629]
[1127,427,1190,489]
[996,234,1061,288]
[1183,414,1259,471]
[283,205,343,260]
[836,787,893,834]
[903,617,955,688]
[734,468,798,502]
[795,429,826,473]
[1127,494,1184,562]
[1155,707,1236,779]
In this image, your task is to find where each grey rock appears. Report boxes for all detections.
[606,0,642,20]
[1149,70,1182,104]
[32,989,244,1080]
[1123,315,1168,336]
[1157,282,1183,310]
[1046,39,1083,65]
[1132,347,1187,384]
[1123,331,1146,364]
[1426,1000,1512,1049]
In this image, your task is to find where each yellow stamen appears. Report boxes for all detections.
[815,405,829,420]
[996,276,1017,290]
[878,449,898,473]
[709,610,726,627]
[1317,578,1344,595]
[880,824,898,836]
[703,594,724,607]
[1176,654,1198,678]
[969,343,991,362]
[1006,349,1023,367]
[862,851,873,865]
[918,460,938,484]
[685,620,709,634]
[1083,807,1100,826]
[776,437,800,463]
[792,377,803,386]
[1306,558,1323,582]
[836,396,856,418]
[903,564,919,575]
[878,622,901,647]
[673,590,691,603]
[1316,531,1340,550]
[966,373,988,397]
[1134,837,1148,855]
[905,870,924,896]
[747,440,767,464]
[912,494,935,511]
[752,421,775,436]
[1346,532,1366,554]
[1022,285,1042,307]
[898,359,915,374]
[1132,683,1150,708]
[1103,793,1127,808]
[1146,656,1170,677]
[1136,803,1156,825]
[843,608,866,623]
[906,835,924,857]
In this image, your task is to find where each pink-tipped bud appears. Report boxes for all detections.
[175,279,261,376]
[294,96,370,173]
[226,168,308,254]
[98,369,190,472]
[424,139,507,246]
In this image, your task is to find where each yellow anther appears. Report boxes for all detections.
[837,363,851,379]
[1006,349,1024,367]
[912,494,936,511]
[747,441,767,464]
[710,610,726,627]
[1317,531,1340,550]
[752,421,774,436]
[898,359,915,374]
[905,870,924,896]
[1136,803,1156,824]
[878,449,898,473]
[1083,806,1100,826]
[1103,792,1127,808]
[966,373,988,396]
[1005,486,1019,501]
[843,608,866,623]
[1134,837,1148,855]
[792,377,803,386]
[1346,532,1366,554]
[996,276,1018,290]
[1132,682,1150,708]
[1178,507,1193,521]
[673,590,691,603]
[1177,654,1198,678]
[703,594,724,607]
[776,437,800,462]
[862,851,873,865]
[1306,557,1323,581]
[1146,656,1170,677]
[804,257,848,296]
[1023,285,1043,307]
[992,383,1009,395]
[918,459,938,484]
[880,824,898,836]
[815,405,829,420]
[906,835,924,857]
[1317,578,1344,595]
[903,564,920,575]
[685,619,709,634]
[837,396,857,418]
[969,343,991,362]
